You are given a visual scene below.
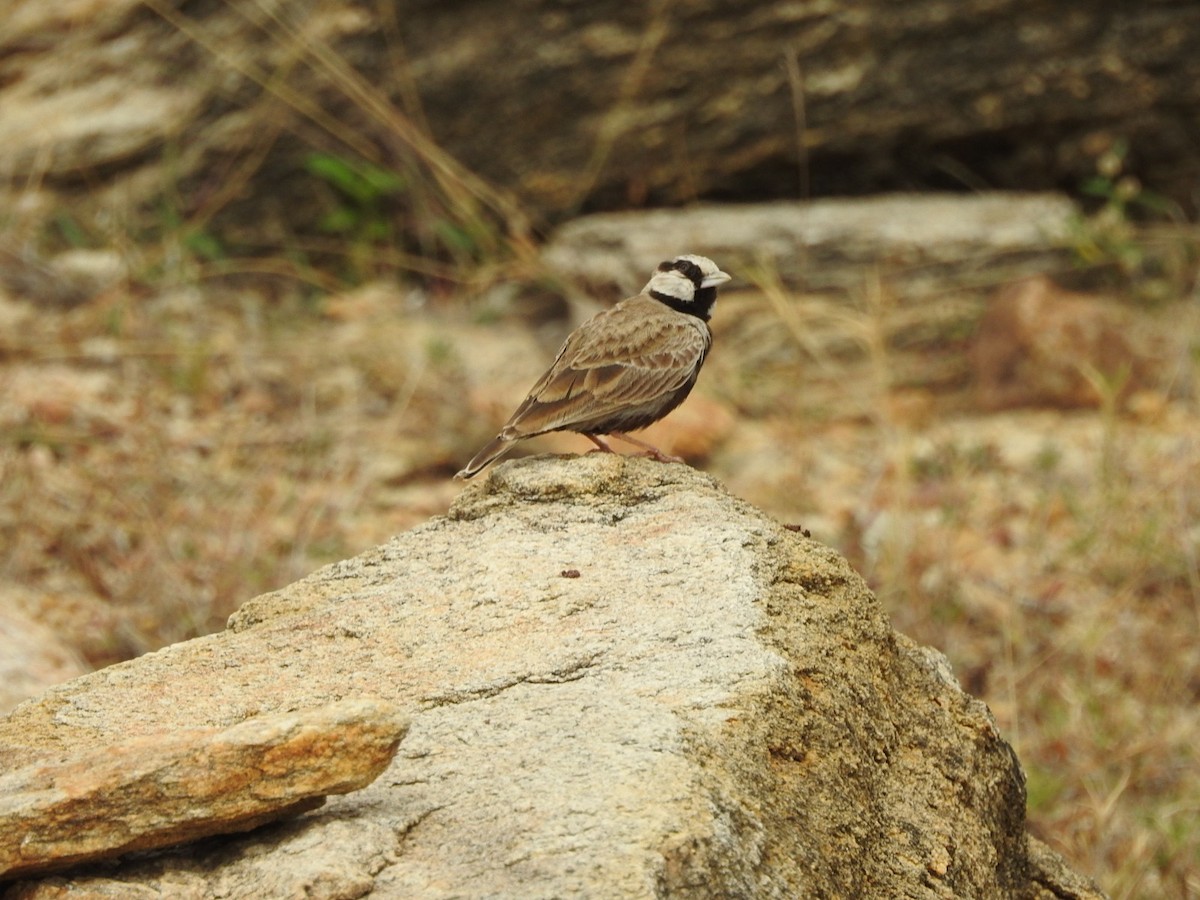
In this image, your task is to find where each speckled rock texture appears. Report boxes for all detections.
[0,455,1104,898]
[0,700,407,880]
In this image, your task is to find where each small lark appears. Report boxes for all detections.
[456,255,731,479]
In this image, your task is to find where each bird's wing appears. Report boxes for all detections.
[500,296,710,438]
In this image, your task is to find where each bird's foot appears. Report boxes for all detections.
[609,432,684,464]
[641,448,686,464]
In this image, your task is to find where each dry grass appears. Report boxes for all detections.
[856,411,1200,898]
[0,282,474,662]
[712,255,1200,899]
[2,245,1197,896]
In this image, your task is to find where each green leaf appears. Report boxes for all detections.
[306,153,405,204]
[54,213,90,248]
[184,229,225,261]
[306,153,373,203]
[1080,176,1115,199]
[361,165,406,196]
[434,220,476,254]
[318,207,359,234]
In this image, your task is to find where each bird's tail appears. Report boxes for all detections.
[455,433,519,479]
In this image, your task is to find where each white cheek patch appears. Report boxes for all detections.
[644,272,696,303]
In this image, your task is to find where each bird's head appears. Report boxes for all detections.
[643,255,731,320]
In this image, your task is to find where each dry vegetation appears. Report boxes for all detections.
[2,7,1199,898]
[706,251,1200,898]
[2,236,1197,897]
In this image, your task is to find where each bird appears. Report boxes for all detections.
[455,254,732,479]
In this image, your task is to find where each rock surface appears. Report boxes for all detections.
[2,1,1197,233]
[0,456,1104,898]
[542,193,1078,297]
[0,700,408,880]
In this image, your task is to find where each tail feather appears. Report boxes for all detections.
[455,432,520,479]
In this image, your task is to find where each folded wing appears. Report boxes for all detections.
[501,299,710,438]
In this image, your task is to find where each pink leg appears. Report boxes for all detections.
[610,432,685,464]
[585,433,616,453]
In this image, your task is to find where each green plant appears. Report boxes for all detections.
[1067,140,1194,305]
[182,228,226,263]
[305,152,407,280]
[306,152,406,237]
[53,212,91,249]
[140,0,540,294]
[1080,141,1172,222]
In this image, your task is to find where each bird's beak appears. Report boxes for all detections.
[701,270,732,288]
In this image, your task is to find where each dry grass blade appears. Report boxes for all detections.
[139,0,541,281]
[568,0,674,211]
[241,0,529,246]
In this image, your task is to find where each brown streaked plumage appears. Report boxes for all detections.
[456,254,731,479]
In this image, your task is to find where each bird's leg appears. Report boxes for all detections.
[609,432,685,464]
[585,433,616,454]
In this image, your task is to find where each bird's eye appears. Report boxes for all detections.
[673,259,704,286]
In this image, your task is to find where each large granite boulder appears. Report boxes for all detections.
[0,456,1103,898]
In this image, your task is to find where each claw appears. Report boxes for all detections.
[610,432,684,464]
